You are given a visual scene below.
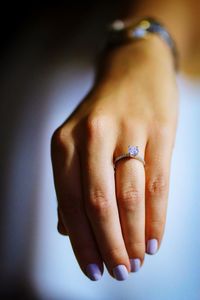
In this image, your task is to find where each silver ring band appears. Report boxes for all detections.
[114,145,145,168]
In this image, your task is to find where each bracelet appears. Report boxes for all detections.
[107,17,179,71]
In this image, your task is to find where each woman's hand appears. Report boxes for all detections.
[51,35,179,281]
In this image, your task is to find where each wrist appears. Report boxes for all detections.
[96,33,175,86]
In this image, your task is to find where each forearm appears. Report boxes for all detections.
[117,0,199,67]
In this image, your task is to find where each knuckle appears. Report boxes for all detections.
[86,190,112,218]
[127,240,145,252]
[126,240,145,252]
[151,219,165,231]
[51,127,71,150]
[57,221,68,236]
[147,175,168,195]
[133,241,145,253]
[148,219,165,238]
[86,114,108,139]
[118,187,143,212]
[104,245,125,261]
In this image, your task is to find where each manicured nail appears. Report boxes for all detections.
[86,263,102,281]
[113,265,129,281]
[146,239,158,255]
[130,258,141,272]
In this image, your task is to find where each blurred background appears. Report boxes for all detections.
[0,2,200,300]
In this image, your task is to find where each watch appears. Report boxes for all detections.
[107,17,178,71]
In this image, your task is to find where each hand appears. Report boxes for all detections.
[51,35,179,281]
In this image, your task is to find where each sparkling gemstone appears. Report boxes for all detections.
[128,145,139,156]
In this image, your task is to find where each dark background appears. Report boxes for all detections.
[0,2,122,300]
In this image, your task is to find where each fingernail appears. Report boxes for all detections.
[130,258,141,272]
[146,239,158,255]
[86,263,102,281]
[113,265,129,281]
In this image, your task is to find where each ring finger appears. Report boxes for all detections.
[115,128,147,272]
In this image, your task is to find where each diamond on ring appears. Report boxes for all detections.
[114,145,145,168]
[128,145,139,156]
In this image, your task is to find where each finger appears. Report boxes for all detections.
[57,206,69,236]
[81,117,130,280]
[115,131,146,272]
[51,129,103,281]
[145,126,174,255]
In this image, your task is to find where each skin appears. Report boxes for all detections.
[51,34,179,278]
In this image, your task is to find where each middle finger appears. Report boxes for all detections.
[80,118,131,280]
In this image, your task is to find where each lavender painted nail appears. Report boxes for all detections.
[113,265,129,281]
[146,239,158,255]
[86,264,102,281]
[130,258,141,272]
